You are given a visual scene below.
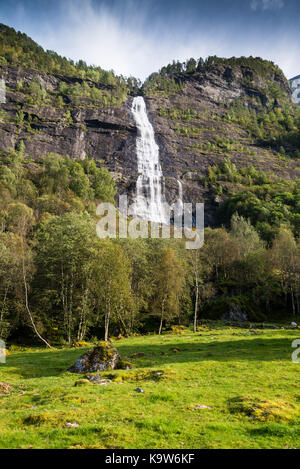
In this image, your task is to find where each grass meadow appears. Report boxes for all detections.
[0,323,299,449]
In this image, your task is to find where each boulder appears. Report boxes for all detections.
[223,304,248,323]
[68,341,121,374]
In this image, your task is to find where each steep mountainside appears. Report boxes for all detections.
[0,25,299,227]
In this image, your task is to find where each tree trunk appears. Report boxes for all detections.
[0,285,9,334]
[21,240,52,349]
[105,297,111,341]
[291,284,296,316]
[158,316,163,335]
[193,283,199,333]
[158,297,166,335]
[105,312,110,341]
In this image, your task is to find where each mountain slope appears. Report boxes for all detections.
[0,24,299,230]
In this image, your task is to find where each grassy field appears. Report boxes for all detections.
[0,323,299,449]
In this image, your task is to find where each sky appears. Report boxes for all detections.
[0,0,300,80]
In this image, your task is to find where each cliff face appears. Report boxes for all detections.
[0,61,298,226]
[0,65,136,169]
[144,63,298,224]
[290,75,300,104]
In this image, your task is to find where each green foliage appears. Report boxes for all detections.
[0,108,8,123]
[143,55,287,97]
[0,23,138,103]
[143,75,183,96]
[58,81,128,107]
[19,77,47,104]
[222,98,300,158]
[207,159,300,241]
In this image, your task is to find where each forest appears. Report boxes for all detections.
[0,23,299,348]
[0,148,299,347]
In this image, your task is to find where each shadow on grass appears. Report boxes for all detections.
[2,335,297,379]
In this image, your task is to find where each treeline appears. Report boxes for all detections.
[142,55,286,95]
[0,150,299,346]
[0,23,140,94]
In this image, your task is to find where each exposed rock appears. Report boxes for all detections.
[222,304,248,323]
[135,388,144,393]
[0,382,11,395]
[64,422,79,428]
[193,405,212,410]
[68,341,121,373]
[290,75,300,105]
[85,374,112,385]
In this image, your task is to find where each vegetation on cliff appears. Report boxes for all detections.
[0,25,299,347]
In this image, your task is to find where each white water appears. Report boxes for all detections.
[177,180,183,206]
[129,96,167,223]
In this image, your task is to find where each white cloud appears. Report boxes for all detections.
[7,0,299,80]
[30,0,228,80]
[251,0,285,11]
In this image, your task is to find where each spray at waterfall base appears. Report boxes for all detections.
[96,196,204,250]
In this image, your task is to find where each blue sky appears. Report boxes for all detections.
[0,0,299,80]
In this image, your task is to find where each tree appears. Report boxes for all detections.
[92,241,133,341]
[6,202,51,348]
[271,226,300,316]
[152,248,185,334]
[36,211,96,343]
[92,167,116,203]
[230,213,263,257]
[0,232,21,339]
[187,249,214,332]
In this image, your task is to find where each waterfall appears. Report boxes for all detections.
[177,179,183,206]
[129,96,167,224]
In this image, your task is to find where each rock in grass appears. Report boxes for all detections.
[193,405,212,410]
[135,387,144,393]
[68,341,121,373]
[64,422,79,428]
[0,382,11,395]
[86,374,112,385]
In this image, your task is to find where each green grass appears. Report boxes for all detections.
[0,325,300,449]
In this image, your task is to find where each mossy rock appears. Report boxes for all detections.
[117,360,134,370]
[228,396,296,422]
[68,341,121,373]
[74,379,91,387]
[0,382,11,395]
[73,341,92,348]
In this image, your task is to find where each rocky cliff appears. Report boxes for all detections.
[0,54,299,226]
[290,75,300,105]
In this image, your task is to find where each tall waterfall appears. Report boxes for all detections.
[129,96,167,224]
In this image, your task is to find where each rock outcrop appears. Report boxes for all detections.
[290,75,300,105]
[68,341,121,373]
